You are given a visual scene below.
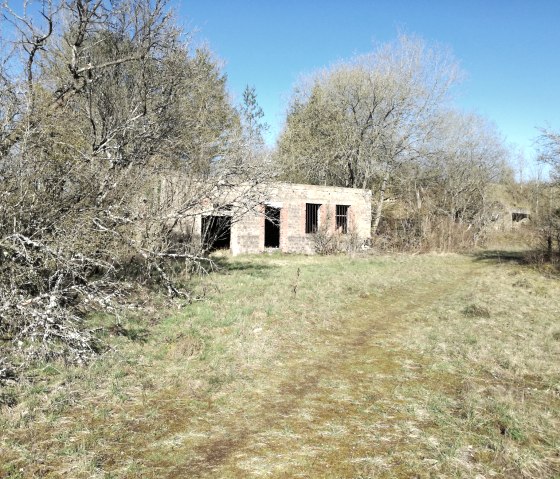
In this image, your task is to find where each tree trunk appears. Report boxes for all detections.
[347,158,355,187]
[372,171,389,235]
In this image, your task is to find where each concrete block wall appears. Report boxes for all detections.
[231,208,263,255]
[231,183,372,255]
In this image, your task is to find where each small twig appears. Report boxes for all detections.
[292,267,300,296]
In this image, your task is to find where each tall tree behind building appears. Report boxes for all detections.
[277,34,510,242]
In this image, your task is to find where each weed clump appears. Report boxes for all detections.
[462,304,491,318]
[512,278,531,288]
[0,390,18,408]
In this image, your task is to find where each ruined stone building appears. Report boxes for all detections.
[195,183,372,255]
[485,184,532,231]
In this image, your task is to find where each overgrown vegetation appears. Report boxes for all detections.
[498,177,560,269]
[1,252,558,477]
[0,0,269,371]
[1,3,559,476]
[277,35,512,251]
[1,1,556,373]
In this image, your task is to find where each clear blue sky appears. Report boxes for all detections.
[177,0,560,171]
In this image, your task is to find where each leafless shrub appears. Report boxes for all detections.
[312,229,340,255]
[0,0,270,369]
[376,213,490,253]
[312,211,364,255]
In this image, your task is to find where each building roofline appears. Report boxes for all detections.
[271,181,372,195]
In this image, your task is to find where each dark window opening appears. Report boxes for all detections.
[336,205,349,234]
[264,206,281,248]
[512,212,529,222]
[305,203,321,234]
[202,215,231,251]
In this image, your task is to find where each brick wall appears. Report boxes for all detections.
[231,183,372,255]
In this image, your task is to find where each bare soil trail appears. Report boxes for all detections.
[163,257,480,478]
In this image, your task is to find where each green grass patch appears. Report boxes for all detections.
[1,251,559,478]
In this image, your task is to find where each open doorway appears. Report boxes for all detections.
[264,206,281,248]
[202,215,231,251]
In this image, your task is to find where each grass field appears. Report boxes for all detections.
[1,250,559,478]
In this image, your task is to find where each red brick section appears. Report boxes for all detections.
[279,206,285,249]
[228,183,371,255]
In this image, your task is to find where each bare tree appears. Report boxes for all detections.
[536,127,560,179]
[278,35,461,234]
[408,111,510,250]
[0,0,269,369]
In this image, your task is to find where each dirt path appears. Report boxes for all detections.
[164,257,479,478]
[6,253,558,478]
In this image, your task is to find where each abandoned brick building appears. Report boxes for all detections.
[196,183,372,255]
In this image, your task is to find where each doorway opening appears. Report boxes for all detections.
[264,206,281,248]
[202,215,231,251]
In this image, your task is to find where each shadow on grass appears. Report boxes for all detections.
[210,255,277,278]
[469,249,532,265]
[469,249,560,275]
[106,323,150,343]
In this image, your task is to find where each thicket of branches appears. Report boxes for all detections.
[0,0,269,372]
[277,35,511,250]
[534,127,560,261]
[537,128,560,180]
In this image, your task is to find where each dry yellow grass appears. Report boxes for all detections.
[1,250,559,478]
